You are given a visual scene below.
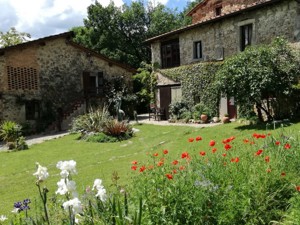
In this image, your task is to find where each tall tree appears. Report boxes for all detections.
[0,27,31,48]
[216,38,300,121]
[72,1,184,68]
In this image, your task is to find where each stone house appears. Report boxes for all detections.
[145,0,300,119]
[0,32,135,131]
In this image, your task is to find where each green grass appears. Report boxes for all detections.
[0,121,299,219]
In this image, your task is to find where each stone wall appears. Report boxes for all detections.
[189,0,269,24]
[151,0,299,67]
[0,36,133,125]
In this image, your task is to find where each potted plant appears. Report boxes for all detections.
[200,112,208,123]
[222,113,230,123]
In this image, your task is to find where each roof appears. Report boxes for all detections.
[0,31,136,73]
[145,0,280,43]
[186,0,208,17]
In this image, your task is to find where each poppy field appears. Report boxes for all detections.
[128,128,300,224]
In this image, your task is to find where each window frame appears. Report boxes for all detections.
[240,23,253,51]
[193,41,203,60]
[25,100,40,120]
[160,39,180,69]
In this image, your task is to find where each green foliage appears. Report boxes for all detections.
[70,107,111,133]
[0,121,22,143]
[73,1,186,68]
[15,136,29,151]
[129,130,300,224]
[85,132,118,143]
[217,37,300,121]
[0,27,31,48]
[133,63,156,113]
[161,62,222,117]
[168,101,189,120]
[103,120,133,140]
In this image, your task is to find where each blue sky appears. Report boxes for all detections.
[0,0,194,40]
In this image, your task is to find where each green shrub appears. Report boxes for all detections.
[169,101,189,120]
[85,132,118,143]
[103,120,133,140]
[70,106,111,133]
[0,121,22,143]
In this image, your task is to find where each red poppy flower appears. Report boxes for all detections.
[166,173,173,180]
[179,166,185,170]
[148,165,154,170]
[296,186,300,192]
[209,140,216,147]
[253,133,258,138]
[222,153,227,157]
[181,152,189,159]
[157,161,164,167]
[172,160,179,165]
[188,138,194,142]
[212,148,217,153]
[281,172,286,177]
[139,166,146,173]
[275,141,280,145]
[265,156,270,163]
[255,149,263,156]
[260,134,266,139]
[196,136,202,141]
[243,139,249,143]
[229,136,235,141]
[199,151,206,156]
[173,169,177,174]
[284,143,291,149]
[224,144,232,151]
[131,165,137,170]
[153,153,159,157]
[222,139,230,144]
[231,157,239,163]
[131,161,138,165]
[163,149,169,154]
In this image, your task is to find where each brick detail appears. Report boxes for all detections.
[190,0,271,24]
[7,66,38,90]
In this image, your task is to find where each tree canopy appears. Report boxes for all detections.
[72,1,188,68]
[0,27,31,48]
[216,38,300,121]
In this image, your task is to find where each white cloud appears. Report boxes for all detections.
[0,0,190,40]
[0,0,124,39]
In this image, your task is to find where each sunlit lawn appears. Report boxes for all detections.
[0,121,299,218]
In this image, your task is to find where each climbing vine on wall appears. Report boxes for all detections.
[158,62,222,116]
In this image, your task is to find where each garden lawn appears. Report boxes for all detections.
[0,121,299,220]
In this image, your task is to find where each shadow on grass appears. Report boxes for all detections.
[234,120,294,131]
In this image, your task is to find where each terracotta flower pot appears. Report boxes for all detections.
[222,116,230,123]
[200,114,208,123]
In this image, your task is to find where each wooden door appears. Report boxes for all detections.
[227,97,237,119]
[159,86,171,120]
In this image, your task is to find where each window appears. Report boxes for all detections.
[215,6,222,16]
[25,100,40,120]
[82,71,104,96]
[240,24,253,51]
[193,41,202,59]
[7,66,38,90]
[161,39,180,68]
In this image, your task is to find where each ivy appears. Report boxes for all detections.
[157,62,222,117]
